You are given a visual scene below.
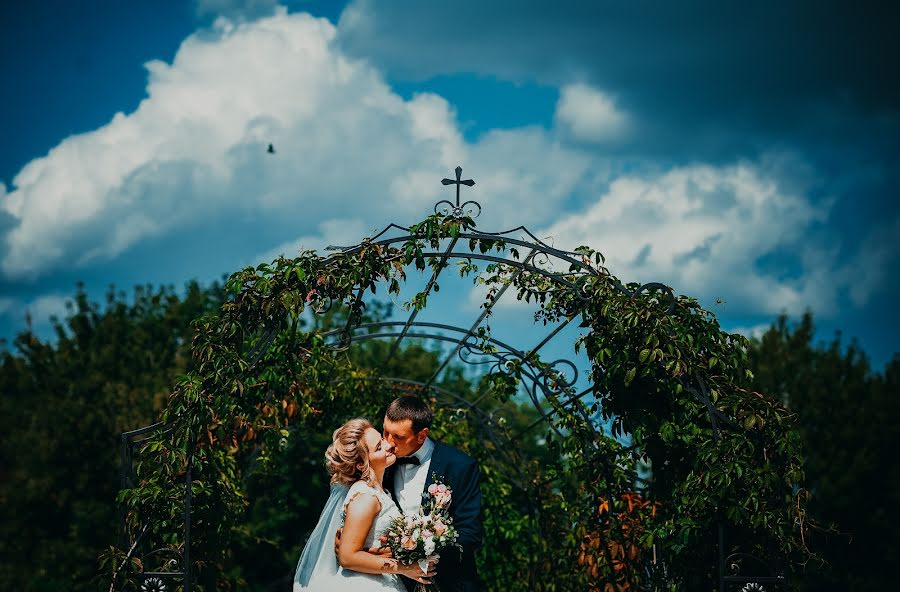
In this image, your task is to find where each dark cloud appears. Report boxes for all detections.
[337,0,900,161]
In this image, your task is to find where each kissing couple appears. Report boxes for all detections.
[293,396,483,591]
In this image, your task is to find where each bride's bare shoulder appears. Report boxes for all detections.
[344,481,383,514]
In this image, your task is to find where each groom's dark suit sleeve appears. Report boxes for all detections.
[435,446,482,592]
[453,455,483,548]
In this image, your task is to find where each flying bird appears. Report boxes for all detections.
[267,143,276,154]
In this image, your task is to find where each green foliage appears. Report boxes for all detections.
[747,312,900,591]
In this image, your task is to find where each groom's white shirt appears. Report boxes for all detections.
[394,436,434,515]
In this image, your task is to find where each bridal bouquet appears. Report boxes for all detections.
[382,479,461,590]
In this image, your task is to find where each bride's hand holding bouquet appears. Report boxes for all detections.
[382,478,461,590]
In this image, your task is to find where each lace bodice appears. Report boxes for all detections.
[342,480,401,549]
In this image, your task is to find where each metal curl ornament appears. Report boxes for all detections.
[554,276,594,317]
[325,328,353,352]
[725,551,774,577]
[434,199,482,219]
[307,292,334,315]
[529,250,553,272]
[457,343,522,379]
[626,281,677,313]
[536,359,579,393]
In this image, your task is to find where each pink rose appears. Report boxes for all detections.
[428,483,439,495]
[436,484,448,494]
[422,530,434,539]
[435,492,451,507]
[434,520,447,536]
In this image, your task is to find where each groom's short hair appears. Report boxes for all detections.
[385,396,433,433]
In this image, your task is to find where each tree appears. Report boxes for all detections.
[0,282,225,591]
[747,312,900,591]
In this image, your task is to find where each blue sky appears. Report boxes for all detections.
[0,0,897,369]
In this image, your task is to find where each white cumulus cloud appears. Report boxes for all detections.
[251,217,370,264]
[555,83,628,143]
[28,294,70,323]
[0,10,595,284]
[538,159,862,316]
[728,323,772,340]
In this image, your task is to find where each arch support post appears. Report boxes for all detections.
[184,447,192,592]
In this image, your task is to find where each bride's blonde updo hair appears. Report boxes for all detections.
[325,418,374,486]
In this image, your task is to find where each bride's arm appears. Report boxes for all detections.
[338,494,434,582]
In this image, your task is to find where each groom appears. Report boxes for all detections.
[382,396,483,592]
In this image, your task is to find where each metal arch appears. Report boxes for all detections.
[325,227,676,312]
[329,328,565,396]
[321,320,578,388]
[113,166,761,591]
[328,231,600,283]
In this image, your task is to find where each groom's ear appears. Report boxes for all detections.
[416,427,429,444]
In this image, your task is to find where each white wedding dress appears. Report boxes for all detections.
[293,481,406,592]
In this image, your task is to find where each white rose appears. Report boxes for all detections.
[424,539,436,556]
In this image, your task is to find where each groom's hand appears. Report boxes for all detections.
[333,528,342,557]
[334,528,392,558]
[368,535,393,557]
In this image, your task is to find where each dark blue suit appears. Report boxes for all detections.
[384,441,483,592]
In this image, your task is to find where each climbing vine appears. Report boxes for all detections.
[104,211,811,591]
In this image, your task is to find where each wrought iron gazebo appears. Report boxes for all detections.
[116,167,787,592]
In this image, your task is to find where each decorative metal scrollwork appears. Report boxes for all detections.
[726,551,777,587]
[536,359,578,393]
[554,276,593,317]
[624,281,677,313]
[434,199,481,219]
[324,328,353,352]
[458,343,523,378]
[307,291,334,315]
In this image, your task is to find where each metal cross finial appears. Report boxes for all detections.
[436,166,480,219]
[441,166,475,207]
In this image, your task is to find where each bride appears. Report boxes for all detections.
[293,418,437,590]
